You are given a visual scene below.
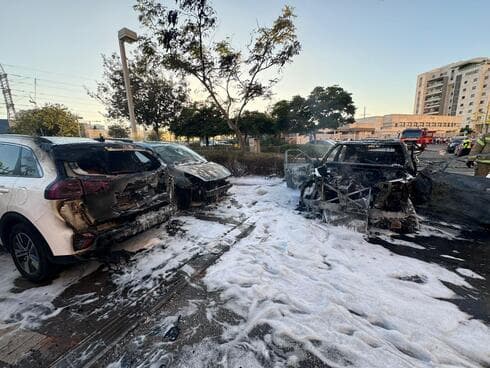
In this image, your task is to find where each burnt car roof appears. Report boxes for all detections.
[336,140,403,145]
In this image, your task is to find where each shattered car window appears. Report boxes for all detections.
[70,150,160,175]
[329,144,406,166]
[153,144,206,165]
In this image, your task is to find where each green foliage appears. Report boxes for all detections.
[238,111,275,138]
[91,53,188,138]
[307,86,356,130]
[108,123,130,138]
[196,150,284,177]
[146,130,161,141]
[11,104,79,136]
[271,85,356,135]
[170,103,231,139]
[460,125,473,135]
[134,0,301,149]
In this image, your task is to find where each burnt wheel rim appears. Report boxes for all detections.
[12,232,40,275]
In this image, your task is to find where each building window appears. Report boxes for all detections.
[469,102,473,106]
[473,78,478,82]
[472,86,476,90]
[481,100,485,104]
[468,109,472,113]
[484,84,488,88]
[459,111,462,114]
[462,88,466,92]
[462,96,465,99]
[471,94,475,98]
[460,103,464,107]
[464,80,468,84]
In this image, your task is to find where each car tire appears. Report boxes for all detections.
[176,188,192,210]
[9,223,56,283]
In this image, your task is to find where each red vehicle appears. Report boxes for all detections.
[400,128,434,147]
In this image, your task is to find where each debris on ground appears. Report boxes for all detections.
[292,141,419,233]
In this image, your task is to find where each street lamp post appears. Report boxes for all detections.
[118,27,138,139]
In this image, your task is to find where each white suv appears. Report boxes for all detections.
[0,135,175,282]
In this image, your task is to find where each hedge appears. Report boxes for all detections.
[196,150,284,177]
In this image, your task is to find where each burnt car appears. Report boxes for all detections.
[296,140,419,233]
[138,142,231,209]
[0,135,175,281]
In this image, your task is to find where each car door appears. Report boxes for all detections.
[11,146,44,220]
[0,143,21,215]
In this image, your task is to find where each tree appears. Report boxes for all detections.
[460,125,473,135]
[170,103,230,143]
[307,85,356,132]
[108,123,130,138]
[135,0,301,150]
[271,96,312,135]
[11,104,79,136]
[91,53,188,139]
[238,110,275,141]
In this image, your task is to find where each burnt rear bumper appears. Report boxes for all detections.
[74,203,176,255]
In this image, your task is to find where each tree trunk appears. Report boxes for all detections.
[153,126,160,141]
[226,118,246,152]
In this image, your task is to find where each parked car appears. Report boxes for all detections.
[0,135,175,282]
[137,142,231,209]
[447,137,464,153]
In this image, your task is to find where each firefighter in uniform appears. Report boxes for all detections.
[467,133,490,177]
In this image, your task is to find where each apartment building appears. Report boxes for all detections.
[413,57,490,129]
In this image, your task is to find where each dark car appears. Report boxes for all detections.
[138,142,232,209]
[299,140,418,233]
[447,137,463,153]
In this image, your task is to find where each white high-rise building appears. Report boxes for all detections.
[413,57,490,129]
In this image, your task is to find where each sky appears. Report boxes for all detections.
[0,0,489,122]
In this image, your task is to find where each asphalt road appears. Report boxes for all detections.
[418,144,474,176]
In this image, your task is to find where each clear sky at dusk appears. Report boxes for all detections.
[1,0,489,121]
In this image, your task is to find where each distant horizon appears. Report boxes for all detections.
[1,0,489,123]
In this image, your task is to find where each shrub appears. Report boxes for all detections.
[196,150,284,177]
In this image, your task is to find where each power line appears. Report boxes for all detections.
[0,62,98,82]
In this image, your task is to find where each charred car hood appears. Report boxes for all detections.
[176,161,231,182]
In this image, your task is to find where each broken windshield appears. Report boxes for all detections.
[326,144,407,166]
[68,150,161,175]
[153,144,206,165]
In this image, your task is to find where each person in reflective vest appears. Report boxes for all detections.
[467,133,490,177]
[458,137,472,156]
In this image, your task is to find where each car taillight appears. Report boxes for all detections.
[45,178,83,200]
[45,178,112,200]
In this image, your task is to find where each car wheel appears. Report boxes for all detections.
[176,188,192,210]
[9,223,55,283]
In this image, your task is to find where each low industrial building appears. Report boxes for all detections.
[291,114,463,142]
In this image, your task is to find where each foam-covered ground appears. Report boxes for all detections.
[1,176,488,367]
[192,177,489,367]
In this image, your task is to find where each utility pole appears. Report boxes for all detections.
[118,28,138,139]
[363,106,366,118]
[0,64,16,124]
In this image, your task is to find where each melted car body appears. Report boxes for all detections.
[138,142,231,209]
[299,140,419,233]
[42,139,176,252]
